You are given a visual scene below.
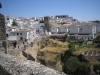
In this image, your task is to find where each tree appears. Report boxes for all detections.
[93,35,100,44]
[64,57,80,74]
[12,20,18,26]
[39,20,44,23]
[63,33,67,41]
[96,35,100,43]
[93,63,100,74]
[68,43,76,53]
[76,62,90,75]
[64,57,90,75]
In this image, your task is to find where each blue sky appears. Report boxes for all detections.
[0,0,100,21]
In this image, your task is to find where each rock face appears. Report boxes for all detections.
[0,13,7,53]
[0,53,66,75]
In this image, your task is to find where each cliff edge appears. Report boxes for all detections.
[0,53,66,75]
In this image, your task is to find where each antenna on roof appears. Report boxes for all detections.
[0,3,2,8]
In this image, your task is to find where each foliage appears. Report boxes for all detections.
[54,54,61,61]
[67,36,76,43]
[69,36,75,39]
[64,57,80,74]
[12,20,18,26]
[39,20,44,23]
[39,38,50,48]
[50,34,67,42]
[63,33,67,41]
[68,43,76,53]
[78,38,84,44]
[93,63,100,74]
[64,57,90,75]
[76,62,90,75]
[94,35,100,43]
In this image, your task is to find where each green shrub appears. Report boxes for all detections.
[64,57,90,75]
[93,63,100,74]
[55,54,61,61]
[68,43,76,53]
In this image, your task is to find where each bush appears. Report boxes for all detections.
[55,54,61,61]
[93,63,100,74]
[68,43,76,53]
[64,57,80,74]
[63,34,67,41]
[64,57,90,75]
[76,62,90,75]
[94,35,100,44]
[12,20,18,26]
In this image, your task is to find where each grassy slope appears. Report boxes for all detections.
[40,39,69,53]
[73,44,100,55]
[38,39,69,61]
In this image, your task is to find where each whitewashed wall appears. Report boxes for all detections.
[96,23,100,33]
[59,26,68,33]
[50,25,57,33]
[69,25,78,34]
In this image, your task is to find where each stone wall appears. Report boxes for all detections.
[0,13,7,53]
[82,51,100,59]
[8,42,36,60]
[0,53,66,75]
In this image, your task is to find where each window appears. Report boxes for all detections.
[79,28,82,32]
[7,18,9,20]
[17,33,19,35]
[20,33,22,35]
[6,34,8,37]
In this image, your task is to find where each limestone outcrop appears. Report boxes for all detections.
[0,53,66,75]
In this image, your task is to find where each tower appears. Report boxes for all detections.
[44,16,50,35]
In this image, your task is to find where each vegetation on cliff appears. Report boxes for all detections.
[37,37,100,75]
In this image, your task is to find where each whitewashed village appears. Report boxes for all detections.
[5,14,100,43]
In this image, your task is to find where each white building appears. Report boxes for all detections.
[4,15,13,27]
[33,23,44,33]
[96,23,100,33]
[6,27,36,41]
[68,22,96,41]
[49,22,70,34]
[49,22,97,41]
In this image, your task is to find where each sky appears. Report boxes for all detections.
[0,0,100,21]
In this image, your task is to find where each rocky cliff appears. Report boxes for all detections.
[0,53,66,75]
